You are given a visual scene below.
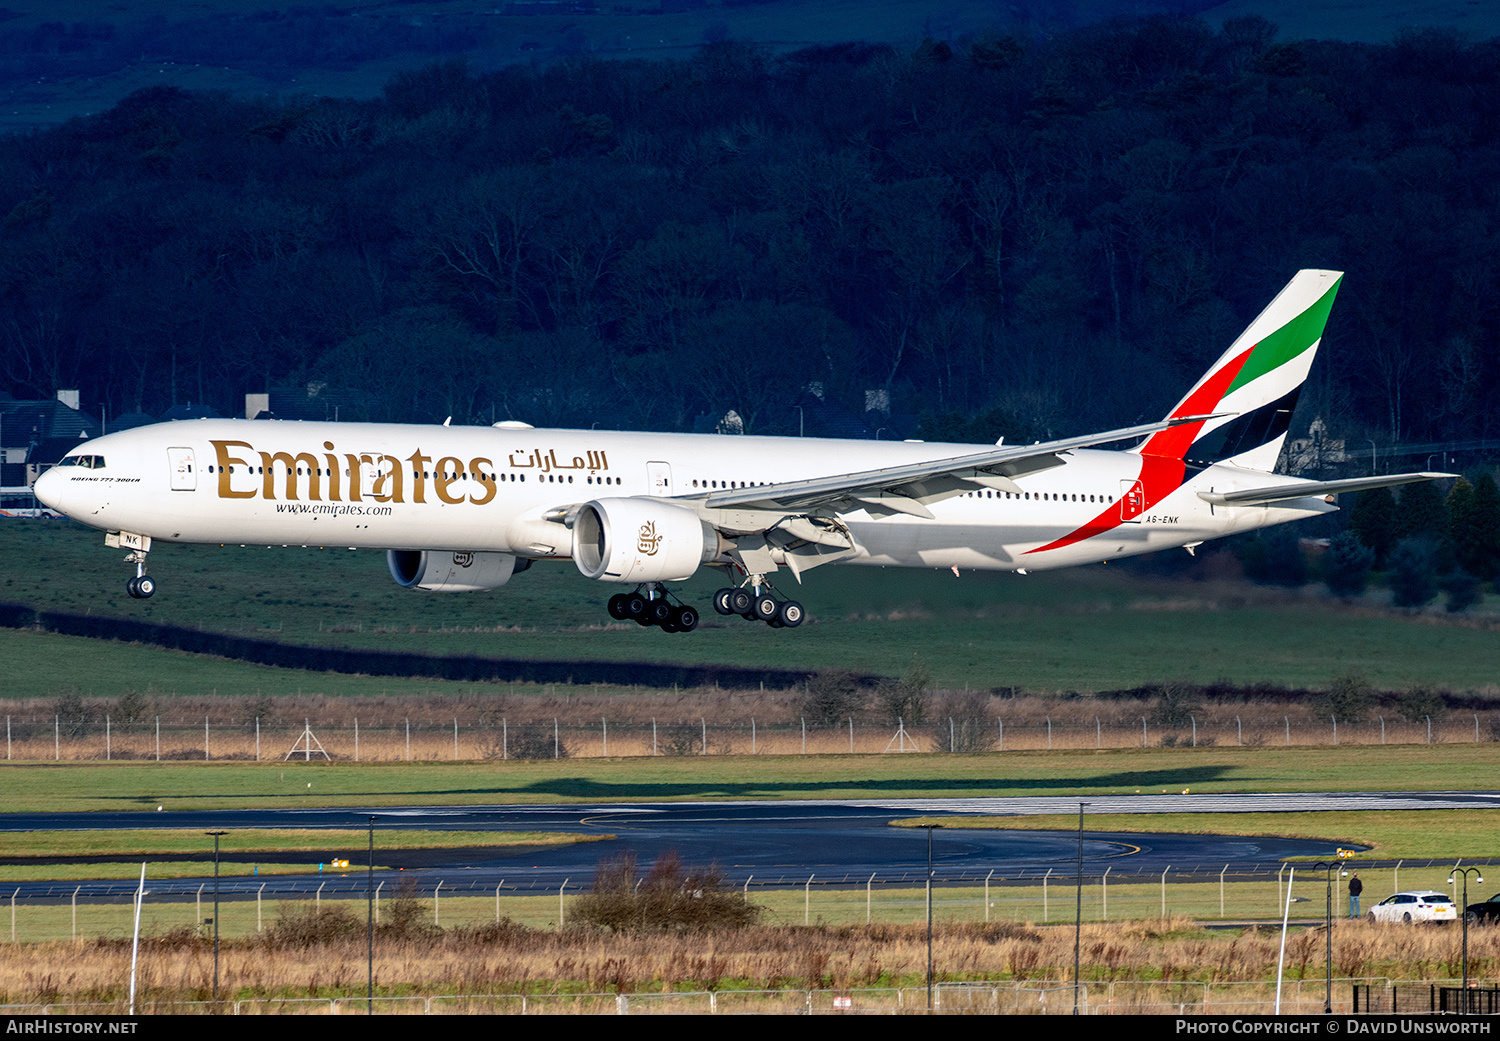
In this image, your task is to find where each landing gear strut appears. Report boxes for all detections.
[713,575,803,629]
[124,550,155,599]
[607,584,698,633]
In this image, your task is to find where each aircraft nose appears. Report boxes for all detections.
[33,467,65,512]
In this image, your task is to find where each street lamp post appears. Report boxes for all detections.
[1075,802,1088,1016]
[1449,867,1484,1011]
[205,831,227,1004]
[926,824,941,1012]
[368,816,377,1015]
[1312,860,1346,1014]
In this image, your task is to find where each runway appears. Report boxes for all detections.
[5,790,1491,899]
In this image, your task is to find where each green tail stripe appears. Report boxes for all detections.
[1225,279,1341,395]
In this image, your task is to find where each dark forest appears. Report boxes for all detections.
[1,17,1496,448]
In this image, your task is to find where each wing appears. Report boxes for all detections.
[685,415,1214,578]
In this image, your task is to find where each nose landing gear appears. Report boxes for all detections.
[124,550,155,599]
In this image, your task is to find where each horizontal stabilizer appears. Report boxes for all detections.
[1197,472,1452,507]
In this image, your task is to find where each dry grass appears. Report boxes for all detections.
[3,910,1496,1011]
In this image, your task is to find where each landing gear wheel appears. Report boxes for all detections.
[126,577,140,599]
[713,588,735,616]
[136,575,155,598]
[777,600,803,628]
[625,593,651,625]
[753,594,779,622]
[728,588,754,616]
[670,605,699,633]
[647,599,673,627]
[607,593,631,620]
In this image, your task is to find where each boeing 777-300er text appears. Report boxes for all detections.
[35,269,1446,633]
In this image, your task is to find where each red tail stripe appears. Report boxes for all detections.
[1136,346,1253,460]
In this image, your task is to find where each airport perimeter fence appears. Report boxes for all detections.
[2,710,1496,761]
[4,861,1489,942]
[0,979,1463,1015]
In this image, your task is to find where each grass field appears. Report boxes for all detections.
[0,744,1496,812]
[6,520,1498,694]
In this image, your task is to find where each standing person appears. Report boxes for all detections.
[1349,872,1363,918]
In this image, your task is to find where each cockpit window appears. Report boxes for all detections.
[58,455,105,469]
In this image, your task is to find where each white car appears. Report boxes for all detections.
[1367,891,1458,924]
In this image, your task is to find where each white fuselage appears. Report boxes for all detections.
[34,419,1331,575]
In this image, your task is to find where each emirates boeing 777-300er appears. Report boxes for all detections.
[35,269,1444,633]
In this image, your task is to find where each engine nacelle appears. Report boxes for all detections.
[572,498,719,583]
[387,550,523,592]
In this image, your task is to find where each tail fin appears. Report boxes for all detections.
[1135,269,1342,472]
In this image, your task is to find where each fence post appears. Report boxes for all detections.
[1426,716,1432,745]
[554,718,559,759]
[985,869,993,922]
[998,717,1003,750]
[205,715,209,760]
[652,718,657,756]
[255,717,259,762]
[1043,868,1051,922]
[867,873,874,924]
[751,718,756,754]
[355,717,359,762]
[156,716,160,762]
[1161,866,1170,918]
[850,717,854,754]
[805,874,814,925]
[1285,716,1290,746]
[257,883,265,932]
[453,718,458,761]
[1096,716,1100,749]
[1141,717,1147,748]
[1102,866,1111,920]
[405,718,410,761]
[950,717,955,753]
[801,718,806,754]
[1220,865,1228,917]
[1046,716,1051,750]
[55,715,58,761]
[434,881,442,926]
[1332,715,1337,746]
[558,879,568,928]
[1237,716,1241,746]
[701,717,707,755]
[503,718,507,760]
[1190,715,1196,747]
[602,717,607,757]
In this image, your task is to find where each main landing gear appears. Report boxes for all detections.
[607,584,699,634]
[713,579,803,629]
[124,550,155,599]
